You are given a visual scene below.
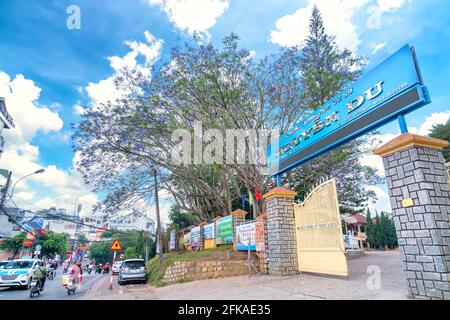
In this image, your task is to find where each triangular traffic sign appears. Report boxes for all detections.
[109,239,122,251]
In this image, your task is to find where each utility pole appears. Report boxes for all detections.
[153,168,163,262]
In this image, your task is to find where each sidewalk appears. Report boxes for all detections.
[80,274,159,300]
[80,251,411,300]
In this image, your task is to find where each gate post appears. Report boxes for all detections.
[374,133,450,300]
[232,209,247,249]
[263,187,299,276]
[256,213,269,274]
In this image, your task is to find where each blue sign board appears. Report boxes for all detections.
[203,223,215,240]
[267,45,430,176]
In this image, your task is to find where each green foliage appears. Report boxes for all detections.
[366,210,398,249]
[169,205,197,230]
[77,234,89,246]
[429,120,450,161]
[0,232,25,258]
[89,242,112,264]
[300,4,364,110]
[124,246,139,259]
[99,229,154,261]
[40,232,70,258]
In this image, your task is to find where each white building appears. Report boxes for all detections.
[0,97,15,160]
[80,214,104,242]
[106,211,155,234]
[38,209,83,242]
[0,208,35,239]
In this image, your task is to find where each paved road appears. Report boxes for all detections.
[0,268,104,300]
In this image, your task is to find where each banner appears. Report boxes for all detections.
[215,216,233,245]
[183,232,191,246]
[255,221,266,252]
[235,222,256,251]
[169,230,176,250]
[191,226,201,248]
[203,223,215,240]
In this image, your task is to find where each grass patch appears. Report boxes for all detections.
[146,246,245,287]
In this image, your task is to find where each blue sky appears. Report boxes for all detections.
[0,0,449,221]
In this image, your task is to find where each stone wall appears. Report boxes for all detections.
[163,260,249,285]
[376,135,450,300]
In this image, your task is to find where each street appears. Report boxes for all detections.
[0,268,104,300]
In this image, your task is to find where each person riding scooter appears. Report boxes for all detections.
[33,261,47,291]
[96,263,102,274]
[102,263,110,274]
[88,262,94,274]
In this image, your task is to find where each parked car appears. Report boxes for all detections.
[112,261,123,275]
[0,259,42,289]
[117,259,147,285]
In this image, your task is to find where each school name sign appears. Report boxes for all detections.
[267,45,431,176]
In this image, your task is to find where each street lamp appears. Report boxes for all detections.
[8,168,45,201]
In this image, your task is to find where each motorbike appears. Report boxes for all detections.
[46,266,56,280]
[29,277,43,298]
[102,268,110,275]
[66,278,76,295]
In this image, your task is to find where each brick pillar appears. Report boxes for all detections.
[374,133,450,300]
[263,187,299,276]
[256,213,269,274]
[232,209,247,250]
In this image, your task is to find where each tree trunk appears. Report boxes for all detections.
[153,168,164,262]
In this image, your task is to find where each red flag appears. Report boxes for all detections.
[255,188,262,200]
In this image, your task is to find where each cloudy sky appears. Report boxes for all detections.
[0,0,449,222]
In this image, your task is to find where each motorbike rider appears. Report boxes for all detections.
[88,262,94,273]
[70,261,83,289]
[102,262,110,274]
[32,261,47,290]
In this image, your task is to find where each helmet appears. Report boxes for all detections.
[76,261,81,266]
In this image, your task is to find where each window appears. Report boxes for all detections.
[124,260,145,269]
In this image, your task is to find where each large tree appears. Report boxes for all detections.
[40,232,70,258]
[285,5,382,205]
[73,33,305,221]
[73,7,381,222]
[0,232,25,258]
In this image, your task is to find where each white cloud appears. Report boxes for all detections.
[377,0,411,12]
[360,132,397,177]
[147,0,229,36]
[73,103,87,116]
[409,111,450,136]
[0,71,99,217]
[0,73,63,143]
[86,31,163,107]
[270,0,411,51]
